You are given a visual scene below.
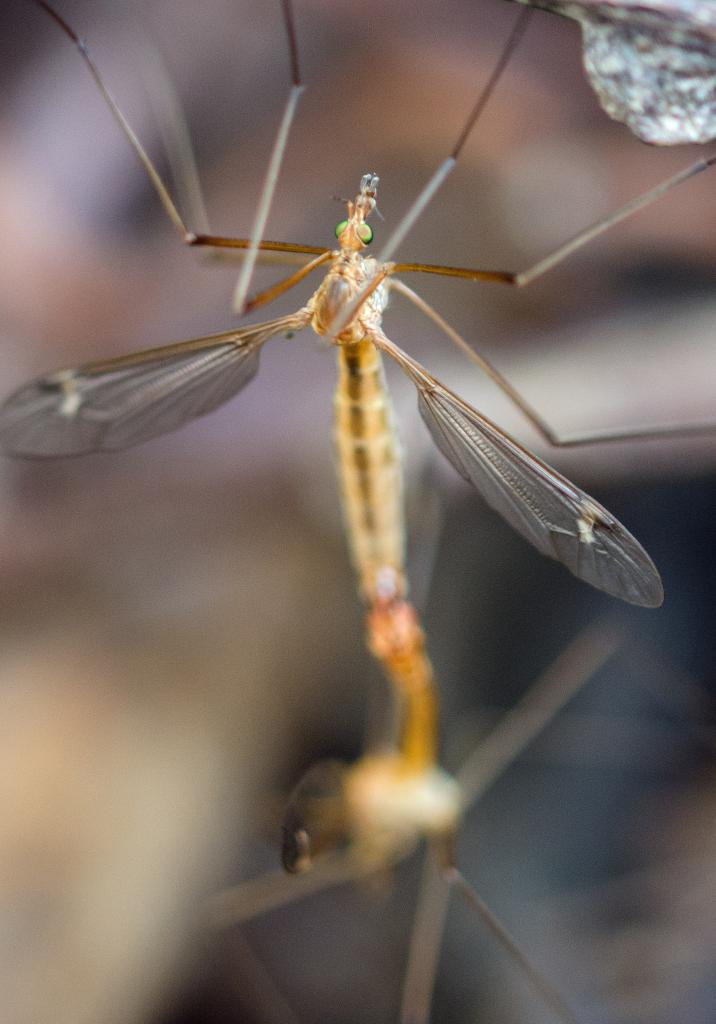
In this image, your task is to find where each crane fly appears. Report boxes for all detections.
[5,1,716,1021]
[5,1,716,608]
[213,617,630,1024]
[0,185,668,608]
[0,167,663,607]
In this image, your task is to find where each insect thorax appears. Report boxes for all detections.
[344,754,462,864]
[310,254,388,343]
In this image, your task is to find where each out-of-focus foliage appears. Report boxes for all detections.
[510,0,716,143]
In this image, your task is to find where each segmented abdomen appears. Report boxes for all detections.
[334,339,404,602]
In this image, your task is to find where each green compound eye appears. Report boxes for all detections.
[357,223,373,245]
[334,219,349,238]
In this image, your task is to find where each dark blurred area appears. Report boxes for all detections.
[0,1,714,1023]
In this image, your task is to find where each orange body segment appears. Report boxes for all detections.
[334,338,438,773]
[367,598,437,771]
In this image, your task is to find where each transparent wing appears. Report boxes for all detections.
[372,331,663,608]
[419,384,663,606]
[0,311,310,457]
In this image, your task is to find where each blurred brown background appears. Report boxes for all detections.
[0,1,714,1023]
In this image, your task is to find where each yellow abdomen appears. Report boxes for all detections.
[334,339,404,601]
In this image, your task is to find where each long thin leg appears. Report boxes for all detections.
[326,6,532,341]
[375,6,534,268]
[136,20,211,237]
[390,277,716,447]
[392,153,716,286]
[243,249,333,314]
[33,1,320,261]
[192,236,326,257]
[400,851,451,1024]
[336,4,716,350]
[457,617,624,807]
[446,866,581,1024]
[132,28,319,269]
[403,850,584,1024]
[232,0,305,314]
[229,932,303,1024]
[205,853,372,929]
[399,619,623,1023]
